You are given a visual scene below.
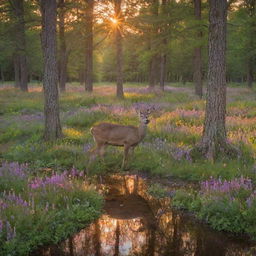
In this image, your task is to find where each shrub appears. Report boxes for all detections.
[173,176,256,238]
[0,162,103,256]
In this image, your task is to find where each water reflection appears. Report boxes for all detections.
[35,175,256,256]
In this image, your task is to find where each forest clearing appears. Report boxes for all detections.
[1,83,256,255]
[0,0,256,255]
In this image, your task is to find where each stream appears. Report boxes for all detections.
[34,175,256,256]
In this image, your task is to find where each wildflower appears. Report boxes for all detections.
[0,162,27,179]
[201,176,253,193]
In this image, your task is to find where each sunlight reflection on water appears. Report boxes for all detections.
[34,175,256,256]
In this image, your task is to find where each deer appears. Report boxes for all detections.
[88,107,154,170]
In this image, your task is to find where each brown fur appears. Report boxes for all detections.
[88,110,152,170]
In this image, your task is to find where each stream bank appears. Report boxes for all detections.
[33,174,256,256]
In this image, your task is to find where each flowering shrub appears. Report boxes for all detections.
[173,176,256,238]
[0,162,103,256]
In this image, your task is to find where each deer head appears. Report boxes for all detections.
[135,103,155,122]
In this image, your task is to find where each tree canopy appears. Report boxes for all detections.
[0,0,254,87]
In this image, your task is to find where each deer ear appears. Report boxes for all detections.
[150,106,156,113]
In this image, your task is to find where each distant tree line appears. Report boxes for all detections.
[0,0,255,93]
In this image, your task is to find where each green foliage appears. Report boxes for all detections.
[0,163,103,256]
[0,83,255,184]
[148,183,167,198]
[3,141,90,170]
[60,94,97,110]
[0,90,43,114]
[198,197,246,233]
[0,124,43,144]
[173,177,256,238]
[172,190,199,211]
[65,111,107,128]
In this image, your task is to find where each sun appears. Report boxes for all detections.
[110,18,118,25]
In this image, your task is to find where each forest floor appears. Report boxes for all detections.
[0,84,256,181]
[1,82,256,181]
[1,82,256,251]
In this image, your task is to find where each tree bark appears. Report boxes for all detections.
[20,54,28,91]
[148,0,159,89]
[13,54,20,88]
[245,0,255,88]
[193,0,203,98]
[58,0,68,92]
[114,0,124,98]
[160,54,166,90]
[79,67,85,85]
[247,59,254,88]
[194,0,237,160]
[40,0,62,141]
[85,0,94,92]
[149,56,157,88]
[0,66,4,82]
[9,0,28,91]
[159,0,167,90]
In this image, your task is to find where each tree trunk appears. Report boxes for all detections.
[10,0,28,91]
[149,56,157,88]
[58,0,68,92]
[245,0,255,88]
[148,0,159,90]
[40,0,62,141]
[194,46,203,97]
[247,59,254,88]
[159,0,167,90]
[0,66,4,82]
[159,54,166,90]
[20,55,28,91]
[79,67,85,85]
[194,0,237,160]
[193,0,203,98]
[13,54,20,88]
[114,0,124,98]
[85,0,94,92]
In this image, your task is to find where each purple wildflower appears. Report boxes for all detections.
[6,221,15,241]
[201,176,253,193]
[0,199,7,210]
[246,191,256,207]
[29,173,68,189]
[29,169,82,189]
[0,162,27,179]
[3,192,28,208]
[142,139,192,162]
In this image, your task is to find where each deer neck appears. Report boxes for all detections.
[138,122,147,140]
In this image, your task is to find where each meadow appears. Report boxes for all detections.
[1,82,255,179]
[1,82,256,253]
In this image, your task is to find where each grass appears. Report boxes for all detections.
[0,162,103,256]
[1,82,256,181]
[172,176,256,239]
[1,82,256,247]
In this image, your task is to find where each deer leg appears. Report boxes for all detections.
[121,144,130,170]
[129,146,135,158]
[99,144,107,159]
[87,142,102,173]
